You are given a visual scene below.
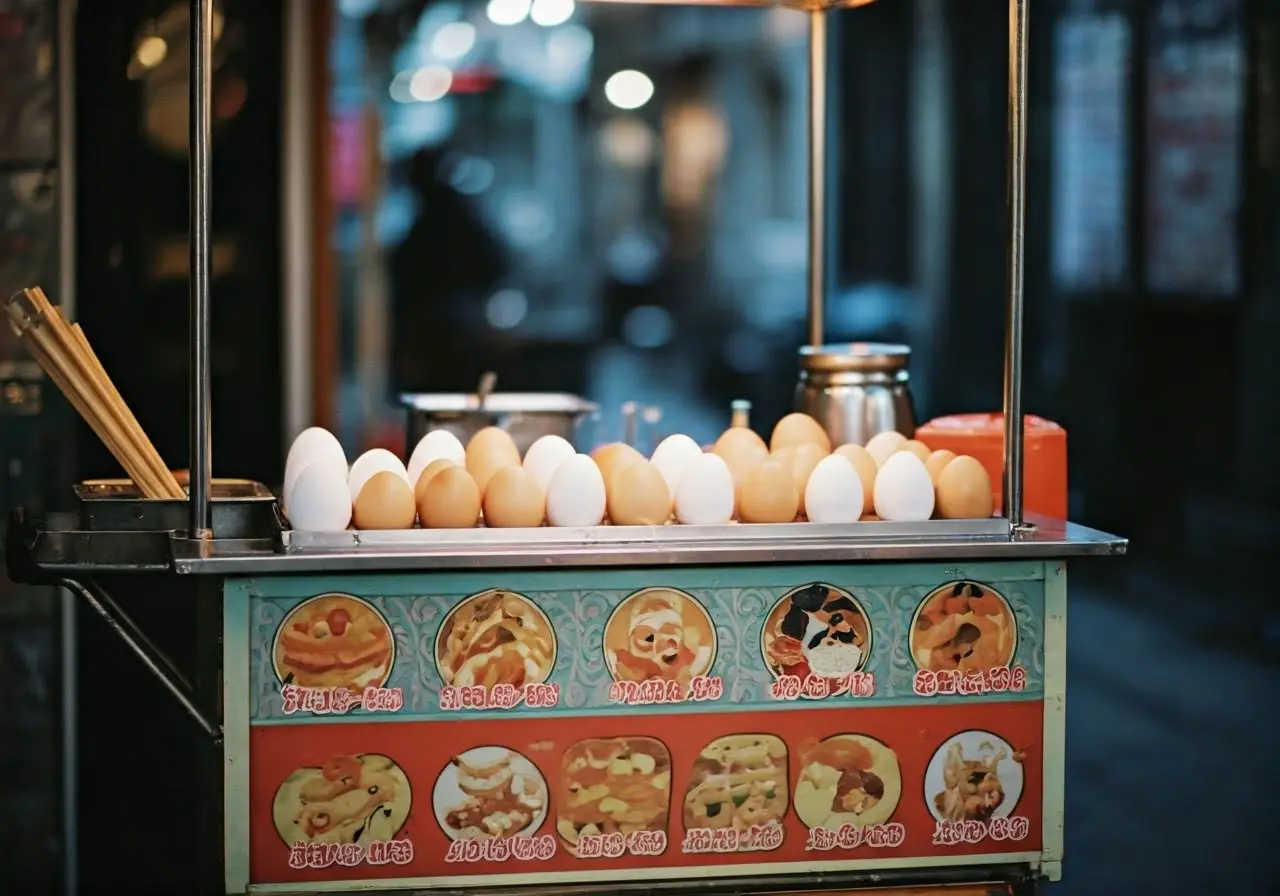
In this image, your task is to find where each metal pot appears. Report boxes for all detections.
[794,342,916,446]
[401,392,598,457]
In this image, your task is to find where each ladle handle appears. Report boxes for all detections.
[475,371,497,409]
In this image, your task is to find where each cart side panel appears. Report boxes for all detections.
[222,560,1057,894]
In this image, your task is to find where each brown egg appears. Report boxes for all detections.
[417,465,481,529]
[590,442,644,487]
[713,427,769,485]
[467,425,519,458]
[770,412,832,453]
[483,466,546,528]
[924,449,957,484]
[466,427,520,495]
[901,439,932,463]
[352,471,416,530]
[834,443,878,516]
[607,460,672,526]
[738,460,800,524]
[935,455,995,520]
[413,458,457,500]
[864,430,908,466]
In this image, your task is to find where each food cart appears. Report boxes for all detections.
[5,0,1126,894]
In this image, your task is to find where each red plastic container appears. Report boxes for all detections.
[914,413,1068,520]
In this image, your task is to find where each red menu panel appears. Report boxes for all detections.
[249,701,1043,886]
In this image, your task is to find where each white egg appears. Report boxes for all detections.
[286,461,352,531]
[865,430,908,467]
[522,435,577,493]
[545,453,606,527]
[804,454,864,524]
[407,430,465,486]
[348,448,410,500]
[649,434,704,496]
[283,427,346,497]
[674,453,735,525]
[873,451,935,522]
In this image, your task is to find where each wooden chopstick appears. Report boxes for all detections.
[38,288,184,499]
[65,313,184,497]
[5,287,184,500]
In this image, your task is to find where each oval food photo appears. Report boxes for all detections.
[272,594,396,695]
[433,746,550,841]
[435,589,557,690]
[762,582,872,681]
[271,753,412,846]
[925,730,1025,823]
[909,581,1018,673]
[603,588,717,684]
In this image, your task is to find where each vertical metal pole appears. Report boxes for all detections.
[807,10,828,348]
[1002,0,1029,528]
[189,0,214,538]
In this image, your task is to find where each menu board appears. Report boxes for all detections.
[228,562,1051,890]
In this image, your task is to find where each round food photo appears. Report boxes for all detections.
[273,594,395,694]
[436,589,557,689]
[793,734,902,830]
[433,746,549,840]
[557,736,672,855]
[909,581,1017,672]
[684,734,788,844]
[604,587,716,684]
[272,753,412,846]
[762,583,871,681]
[925,730,1025,823]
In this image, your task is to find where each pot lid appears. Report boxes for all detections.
[798,342,911,373]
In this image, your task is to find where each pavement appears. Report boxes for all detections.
[1056,568,1279,896]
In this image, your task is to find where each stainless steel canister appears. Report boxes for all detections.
[401,392,598,457]
[794,343,916,446]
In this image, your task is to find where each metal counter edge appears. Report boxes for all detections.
[168,519,1125,574]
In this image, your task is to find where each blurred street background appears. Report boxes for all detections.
[1,0,1278,892]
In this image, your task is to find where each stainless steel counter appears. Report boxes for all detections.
[154,516,1125,574]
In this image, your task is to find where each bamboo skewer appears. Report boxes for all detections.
[5,286,184,500]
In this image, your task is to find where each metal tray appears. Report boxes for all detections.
[280,516,1012,552]
[75,479,279,539]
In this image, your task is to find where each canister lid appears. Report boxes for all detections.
[798,342,911,373]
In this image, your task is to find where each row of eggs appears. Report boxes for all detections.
[281,413,994,532]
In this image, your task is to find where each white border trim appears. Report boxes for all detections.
[246,852,1043,893]
[225,587,253,895]
[1040,561,1068,879]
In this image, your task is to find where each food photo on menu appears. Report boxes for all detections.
[925,731,1025,823]
[273,595,395,694]
[432,746,549,839]
[793,735,902,830]
[557,737,672,853]
[603,588,716,684]
[763,583,872,681]
[683,734,789,839]
[910,581,1017,672]
[272,754,412,846]
[436,589,557,689]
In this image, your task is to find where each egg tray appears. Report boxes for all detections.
[279,516,1011,553]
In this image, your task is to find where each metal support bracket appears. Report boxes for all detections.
[1011,522,1039,542]
[58,576,222,743]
